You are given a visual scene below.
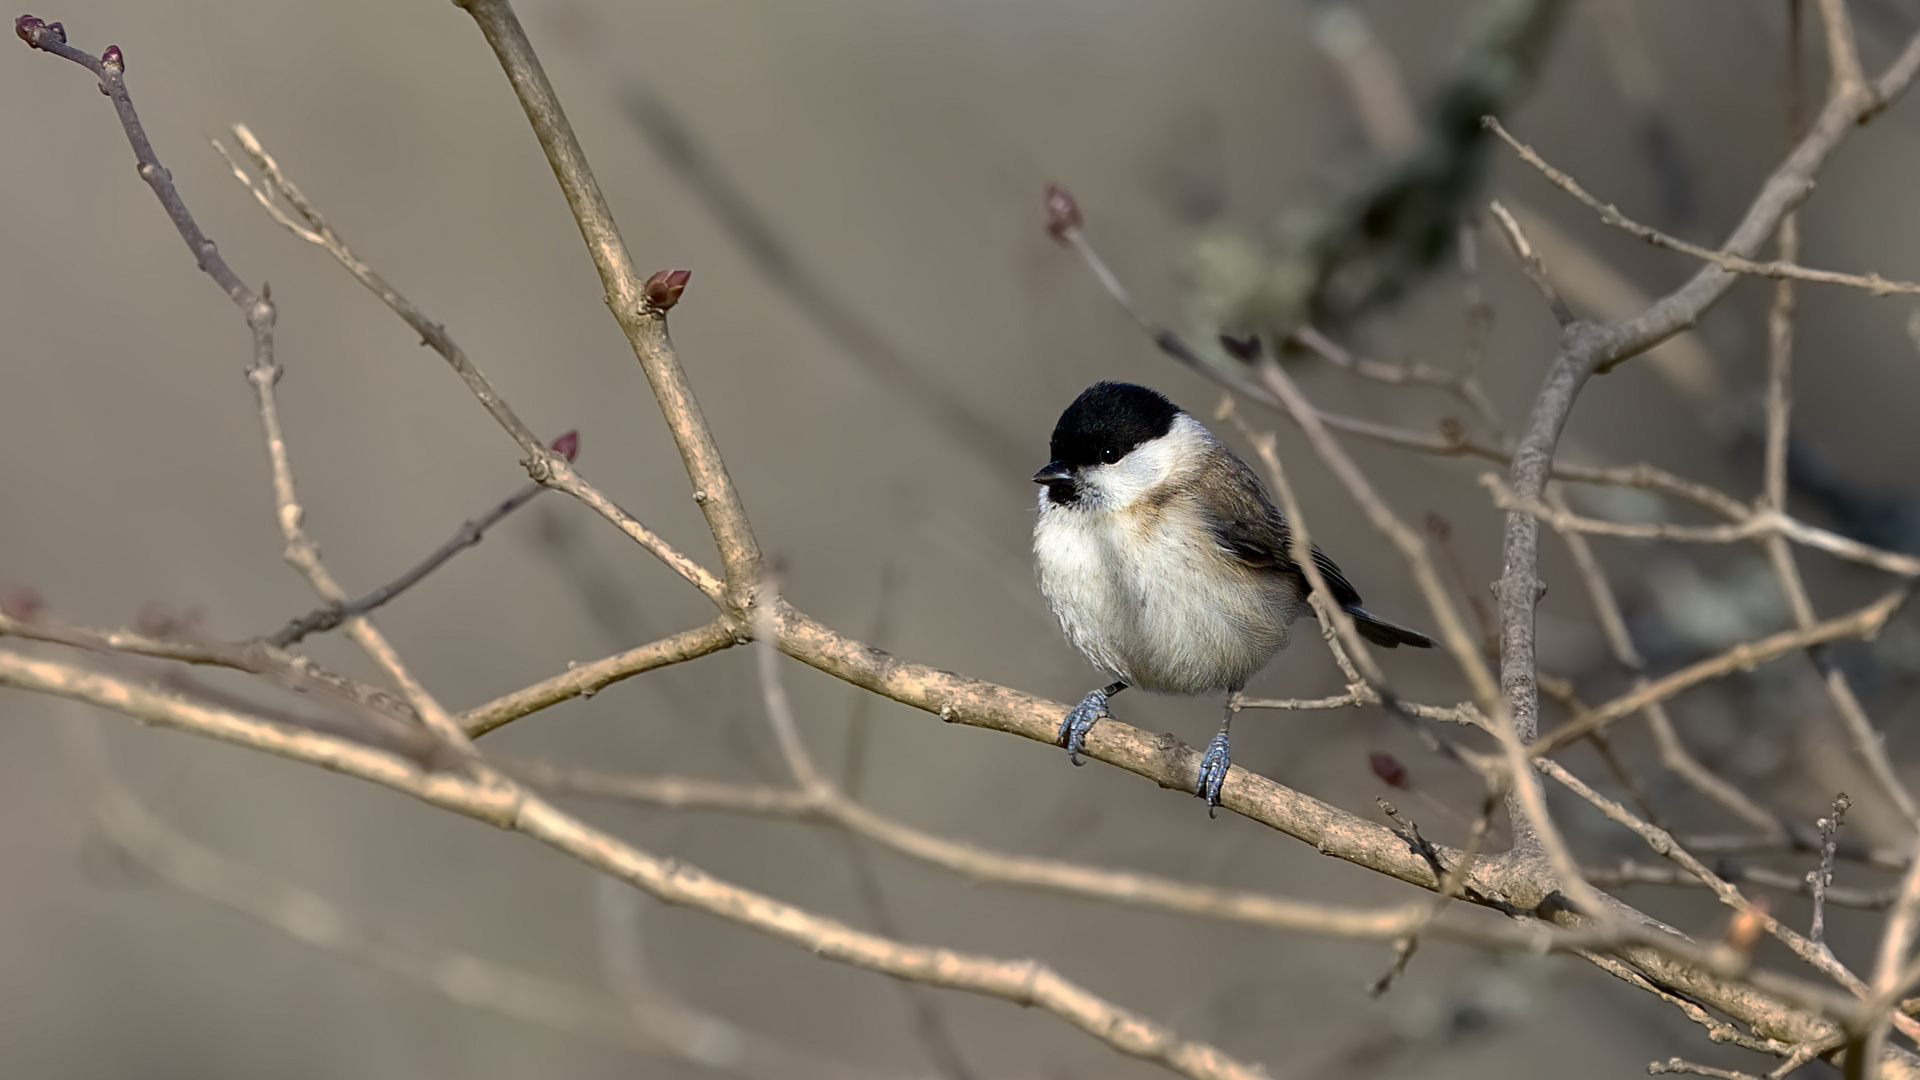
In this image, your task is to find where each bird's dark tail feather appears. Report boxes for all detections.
[1344,606,1437,649]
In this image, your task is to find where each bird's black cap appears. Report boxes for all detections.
[1046,382,1181,470]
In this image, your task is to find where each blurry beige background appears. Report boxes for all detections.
[7,1,1920,1077]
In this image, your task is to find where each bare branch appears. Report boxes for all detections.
[1543,485,1783,835]
[1812,796,1856,942]
[0,648,1271,1080]
[269,432,577,647]
[1588,856,1890,912]
[1488,199,1576,324]
[1487,117,1920,297]
[1534,586,1914,753]
[460,619,741,737]
[1649,1060,1766,1080]
[217,127,726,606]
[68,732,906,1080]
[1489,36,1920,928]
[1485,478,1920,577]
[452,0,762,607]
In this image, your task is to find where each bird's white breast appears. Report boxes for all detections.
[1032,417,1303,695]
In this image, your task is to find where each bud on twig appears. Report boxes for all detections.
[643,268,691,312]
[1218,334,1262,362]
[101,43,122,71]
[1044,183,1081,245]
[550,430,579,463]
[1369,752,1408,789]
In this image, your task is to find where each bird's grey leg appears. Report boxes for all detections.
[1197,690,1243,815]
[1059,681,1126,765]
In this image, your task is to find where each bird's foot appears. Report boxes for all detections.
[1197,729,1233,816]
[1057,689,1111,766]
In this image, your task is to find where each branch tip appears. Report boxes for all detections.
[14,14,59,46]
[641,268,691,311]
[1043,182,1081,244]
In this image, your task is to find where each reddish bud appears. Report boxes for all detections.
[1369,751,1408,789]
[46,20,60,41]
[550,430,580,463]
[1043,183,1081,244]
[15,15,43,44]
[1218,334,1262,361]
[0,586,44,621]
[643,268,691,311]
[1424,512,1452,543]
[101,43,122,70]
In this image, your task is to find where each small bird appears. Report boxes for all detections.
[1031,381,1434,811]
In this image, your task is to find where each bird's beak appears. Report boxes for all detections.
[1032,462,1071,484]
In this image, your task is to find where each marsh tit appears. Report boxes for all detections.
[1031,381,1434,812]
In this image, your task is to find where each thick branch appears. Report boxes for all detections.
[0,648,1267,1080]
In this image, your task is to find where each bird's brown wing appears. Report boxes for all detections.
[1201,446,1436,649]
[1199,449,1364,608]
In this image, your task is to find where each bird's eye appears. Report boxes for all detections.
[1099,445,1122,465]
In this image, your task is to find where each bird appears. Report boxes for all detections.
[1030,381,1434,812]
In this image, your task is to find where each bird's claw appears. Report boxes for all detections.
[1197,730,1232,816]
[1057,689,1110,766]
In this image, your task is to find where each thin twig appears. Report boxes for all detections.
[1486,117,1920,298]
[1588,856,1890,911]
[1485,478,1920,578]
[216,127,726,606]
[453,1,762,609]
[65,727,904,1080]
[0,610,418,735]
[1649,1060,1766,1080]
[1488,199,1576,324]
[1,647,1268,1080]
[14,18,475,756]
[1216,397,1497,780]
[1538,758,1903,1022]
[1544,486,1783,835]
[269,435,572,647]
[1534,586,1914,753]
[1249,359,1613,917]
[1486,47,1920,1030]
[1811,795,1855,942]
[460,619,741,737]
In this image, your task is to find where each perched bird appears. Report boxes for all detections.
[1031,381,1434,811]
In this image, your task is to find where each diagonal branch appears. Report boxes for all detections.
[216,127,724,606]
[452,0,761,608]
[1533,586,1913,754]
[1486,117,1920,298]
[0,647,1269,1080]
